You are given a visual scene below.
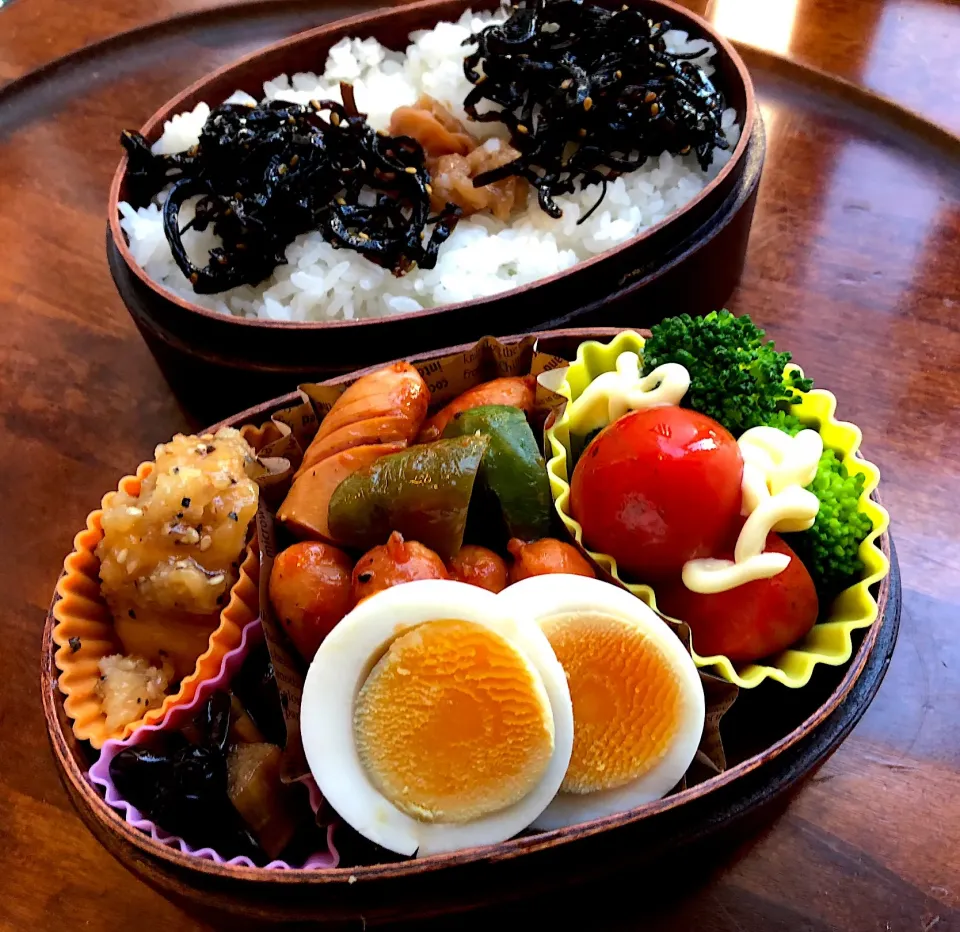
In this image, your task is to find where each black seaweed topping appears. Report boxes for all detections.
[108,692,261,861]
[121,84,461,294]
[463,0,729,220]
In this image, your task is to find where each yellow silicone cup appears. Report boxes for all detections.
[545,331,891,689]
[51,426,264,748]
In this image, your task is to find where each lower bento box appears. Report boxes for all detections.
[43,319,895,923]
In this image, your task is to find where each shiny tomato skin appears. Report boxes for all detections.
[570,406,743,580]
[656,533,819,662]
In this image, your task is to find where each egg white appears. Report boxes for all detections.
[497,575,705,831]
[300,578,574,856]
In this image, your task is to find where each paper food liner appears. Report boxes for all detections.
[240,335,735,789]
[543,330,892,690]
[52,425,286,749]
[255,501,311,782]
[88,617,339,870]
[242,335,565,474]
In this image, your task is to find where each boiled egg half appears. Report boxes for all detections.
[499,575,705,830]
[300,579,573,856]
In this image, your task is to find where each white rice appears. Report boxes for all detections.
[119,10,740,322]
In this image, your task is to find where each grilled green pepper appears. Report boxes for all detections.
[443,405,552,542]
[326,435,488,559]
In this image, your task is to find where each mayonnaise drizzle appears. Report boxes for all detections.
[563,352,690,435]
[682,427,823,594]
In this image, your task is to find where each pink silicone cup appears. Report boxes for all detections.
[88,617,339,869]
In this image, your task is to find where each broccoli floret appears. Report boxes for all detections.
[761,409,805,437]
[642,310,812,437]
[786,449,873,598]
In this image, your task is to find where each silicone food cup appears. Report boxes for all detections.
[544,330,890,688]
[52,448,262,748]
[88,617,338,869]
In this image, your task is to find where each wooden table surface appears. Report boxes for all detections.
[1,0,958,929]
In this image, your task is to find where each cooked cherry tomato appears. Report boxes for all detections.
[656,533,819,662]
[570,406,743,581]
[507,538,596,584]
[447,545,509,593]
[269,542,354,661]
[352,531,448,602]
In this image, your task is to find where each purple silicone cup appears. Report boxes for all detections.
[88,617,339,869]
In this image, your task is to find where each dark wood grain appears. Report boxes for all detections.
[2,1,960,930]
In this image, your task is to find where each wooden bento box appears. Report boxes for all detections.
[106,0,763,418]
[43,327,898,926]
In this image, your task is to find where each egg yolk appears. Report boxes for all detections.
[354,619,555,824]
[540,611,682,795]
